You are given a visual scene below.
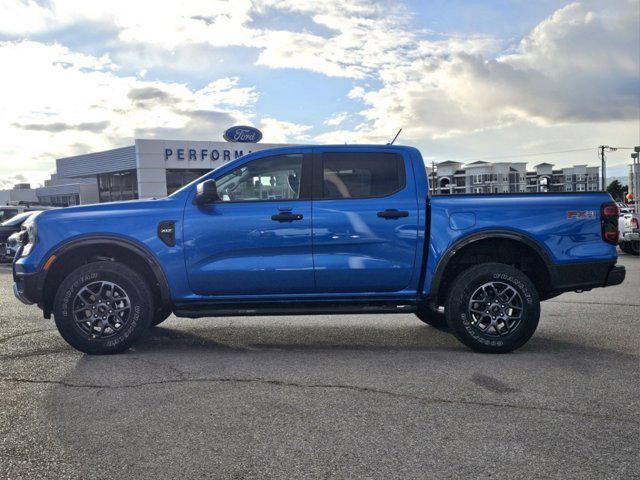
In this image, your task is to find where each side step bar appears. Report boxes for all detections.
[174,301,419,319]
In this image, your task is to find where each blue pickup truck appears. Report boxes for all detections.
[13,145,625,354]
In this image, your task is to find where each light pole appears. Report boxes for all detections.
[633,147,640,213]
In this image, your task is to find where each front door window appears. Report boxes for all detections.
[215,154,303,202]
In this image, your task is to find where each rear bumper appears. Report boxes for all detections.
[604,265,625,287]
[621,230,639,242]
[549,261,625,294]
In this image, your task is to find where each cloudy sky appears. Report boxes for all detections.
[0,0,638,188]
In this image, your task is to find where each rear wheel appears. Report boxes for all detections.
[53,261,153,354]
[629,241,639,256]
[445,263,540,353]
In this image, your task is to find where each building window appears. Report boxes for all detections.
[565,175,572,182]
[576,183,585,191]
[473,187,483,194]
[98,170,138,202]
[472,174,482,184]
[166,169,211,195]
[565,184,573,191]
[576,174,586,181]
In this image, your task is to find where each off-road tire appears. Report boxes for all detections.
[53,261,153,354]
[445,262,540,353]
[415,304,448,330]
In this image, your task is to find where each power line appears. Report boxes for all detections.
[457,147,594,162]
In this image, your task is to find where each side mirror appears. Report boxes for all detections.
[194,179,220,205]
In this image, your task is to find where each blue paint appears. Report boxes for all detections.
[15,144,618,307]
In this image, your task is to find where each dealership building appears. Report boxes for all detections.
[36,137,285,206]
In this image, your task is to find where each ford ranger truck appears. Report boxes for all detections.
[12,145,625,354]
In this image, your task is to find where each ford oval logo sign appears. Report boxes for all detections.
[223,125,263,143]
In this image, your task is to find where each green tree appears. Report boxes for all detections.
[607,179,624,201]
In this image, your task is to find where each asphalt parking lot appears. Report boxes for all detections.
[1,254,638,480]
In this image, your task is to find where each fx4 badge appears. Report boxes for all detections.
[566,210,596,220]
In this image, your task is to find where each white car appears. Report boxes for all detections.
[618,212,639,256]
[616,202,633,214]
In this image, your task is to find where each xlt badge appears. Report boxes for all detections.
[157,220,176,246]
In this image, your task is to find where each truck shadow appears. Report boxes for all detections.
[135,321,461,353]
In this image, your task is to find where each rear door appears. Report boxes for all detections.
[311,148,419,293]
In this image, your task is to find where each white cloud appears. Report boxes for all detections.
[0,0,413,79]
[259,117,312,143]
[0,40,261,180]
[323,0,640,163]
[324,112,348,127]
[0,0,637,182]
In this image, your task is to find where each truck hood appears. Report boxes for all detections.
[34,197,175,224]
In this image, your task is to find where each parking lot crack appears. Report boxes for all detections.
[0,375,635,424]
[0,328,57,345]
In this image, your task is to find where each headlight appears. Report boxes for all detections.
[20,219,37,256]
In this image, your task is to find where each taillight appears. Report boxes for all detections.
[631,217,639,230]
[601,202,619,245]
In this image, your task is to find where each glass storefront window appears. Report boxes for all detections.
[98,170,138,202]
[166,169,210,195]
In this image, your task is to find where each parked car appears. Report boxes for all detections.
[616,202,633,214]
[4,231,21,261]
[12,145,625,355]
[0,206,23,222]
[0,211,41,262]
[618,212,639,255]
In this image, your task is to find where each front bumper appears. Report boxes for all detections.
[12,254,44,306]
[13,281,34,305]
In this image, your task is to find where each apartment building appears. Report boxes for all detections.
[429,161,600,195]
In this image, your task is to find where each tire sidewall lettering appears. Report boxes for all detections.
[61,272,98,317]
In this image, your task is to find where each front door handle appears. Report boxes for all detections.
[271,212,304,222]
[377,209,409,219]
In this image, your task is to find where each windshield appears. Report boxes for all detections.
[1,212,32,226]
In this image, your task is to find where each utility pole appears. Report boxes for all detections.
[431,161,436,196]
[599,145,608,191]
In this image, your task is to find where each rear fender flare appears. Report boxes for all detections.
[429,229,554,297]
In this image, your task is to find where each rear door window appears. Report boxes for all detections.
[321,152,405,199]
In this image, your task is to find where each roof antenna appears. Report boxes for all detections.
[388,128,402,145]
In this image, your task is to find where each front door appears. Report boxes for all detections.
[183,152,314,296]
[311,149,419,293]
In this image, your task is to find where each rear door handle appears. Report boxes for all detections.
[271,213,304,222]
[377,209,409,219]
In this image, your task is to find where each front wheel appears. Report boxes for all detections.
[53,261,153,354]
[445,263,540,353]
